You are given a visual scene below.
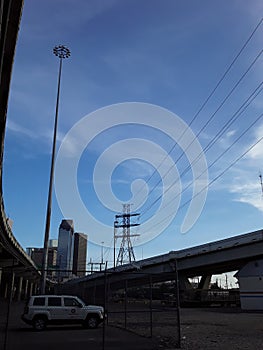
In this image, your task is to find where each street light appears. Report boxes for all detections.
[40,45,71,293]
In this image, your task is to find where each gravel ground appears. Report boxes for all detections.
[108,304,263,349]
[2,299,262,349]
[179,307,263,350]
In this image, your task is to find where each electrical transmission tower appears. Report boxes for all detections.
[114,204,140,267]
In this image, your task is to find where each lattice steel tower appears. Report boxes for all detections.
[114,204,140,267]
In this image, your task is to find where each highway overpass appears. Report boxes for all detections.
[0,0,41,301]
[61,228,263,298]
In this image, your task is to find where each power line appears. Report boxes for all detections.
[131,17,263,201]
[146,125,263,233]
[132,36,262,218]
[174,83,263,190]
[151,109,263,224]
[140,80,263,218]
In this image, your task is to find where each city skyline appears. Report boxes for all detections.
[27,219,88,278]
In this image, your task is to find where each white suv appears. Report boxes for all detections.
[21,295,105,331]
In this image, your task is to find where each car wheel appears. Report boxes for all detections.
[84,315,99,329]
[33,316,47,331]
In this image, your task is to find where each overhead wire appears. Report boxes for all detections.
[139,48,263,217]
[140,80,263,218]
[150,109,263,225]
[146,116,263,233]
[131,17,263,200]
[108,17,263,257]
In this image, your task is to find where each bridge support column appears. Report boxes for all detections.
[17,276,23,301]
[4,281,8,298]
[179,275,193,290]
[24,279,29,299]
[198,275,211,289]
[33,283,38,295]
[28,282,33,297]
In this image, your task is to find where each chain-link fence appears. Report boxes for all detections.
[104,271,181,348]
[0,264,182,350]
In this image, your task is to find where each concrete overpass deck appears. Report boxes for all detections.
[62,228,263,295]
[0,0,41,300]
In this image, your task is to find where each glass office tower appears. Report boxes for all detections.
[57,219,74,280]
[73,233,88,277]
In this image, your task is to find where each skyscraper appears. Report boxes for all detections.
[57,219,74,279]
[73,233,88,277]
[26,246,57,278]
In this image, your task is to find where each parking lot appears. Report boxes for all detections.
[1,301,156,350]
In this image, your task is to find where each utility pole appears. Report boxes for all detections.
[114,204,140,267]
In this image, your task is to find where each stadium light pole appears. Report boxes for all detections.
[40,45,71,294]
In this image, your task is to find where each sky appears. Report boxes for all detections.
[3,0,263,272]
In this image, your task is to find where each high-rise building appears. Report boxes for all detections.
[48,239,58,248]
[56,219,74,279]
[73,233,88,277]
[26,247,57,278]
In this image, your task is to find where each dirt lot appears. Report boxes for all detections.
[2,300,263,349]
[178,307,263,349]
[108,305,263,349]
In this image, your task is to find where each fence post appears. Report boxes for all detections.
[149,274,153,338]
[175,259,181,348]
[4,260,15,350]
[124,279,127,329]
[102,263,108,350]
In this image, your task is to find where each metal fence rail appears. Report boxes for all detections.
[103,269,181,349]
[0,263,182,350]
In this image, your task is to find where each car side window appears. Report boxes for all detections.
[64,297,81,307]
[33,297,45,306]
[48,297,61,306]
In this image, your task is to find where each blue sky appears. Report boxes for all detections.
[3,0,263,270]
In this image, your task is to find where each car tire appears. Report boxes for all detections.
[33,316,47,331]
[83,315,99,329]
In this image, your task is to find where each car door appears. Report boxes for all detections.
[47,297,64,319]
[63,297,85,320]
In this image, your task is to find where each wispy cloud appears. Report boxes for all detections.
[246,124,263,159]
[7,120,38,139]
[6,119,66,154]
[230,181,263,212]
[220,123,263,211]
[218,129,237,148]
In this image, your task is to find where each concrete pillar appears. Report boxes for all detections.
[17,276,23,301]
[4,281,8,298]
[33,283,38,295]
[24,279,29,299]
[0,268,2,298]
[198,275,212,289]
[29,282,33,297]
[4,271,15,300]
[179,275,193,290]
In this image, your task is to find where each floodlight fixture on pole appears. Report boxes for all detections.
[40,45,70,294]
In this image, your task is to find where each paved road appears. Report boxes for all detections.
[1,301,157,350]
